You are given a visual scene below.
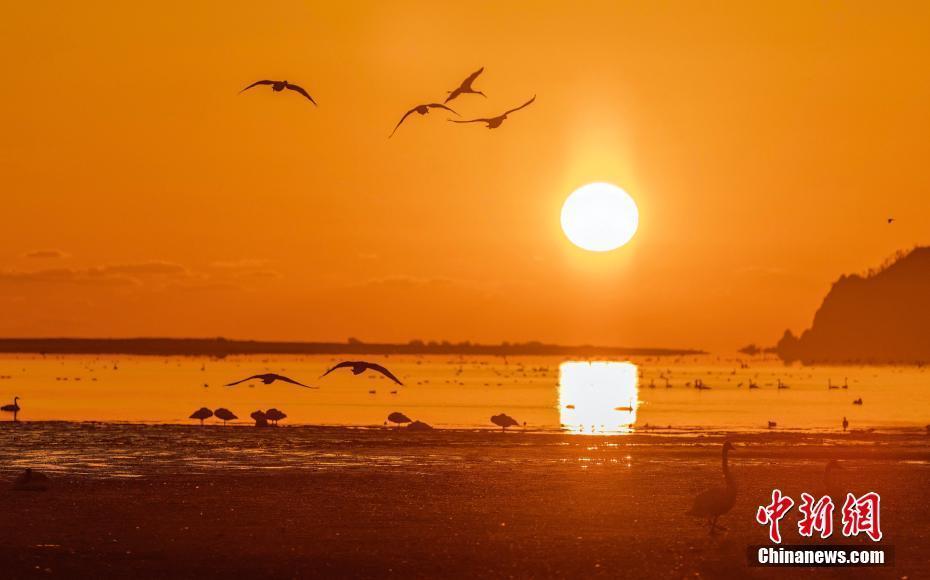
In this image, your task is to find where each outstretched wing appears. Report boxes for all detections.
[461,67,484,89]
[239,80,276,93]
[445,67,484,103]
[226,374,266,386]
[503,95,536,116]
[321,361,357,378]
[275,375,318,389]
[285,83,317,106]
[449,118,492,124]
[389,108,418,138]
[427,103,458,115]
[366,363,403,386]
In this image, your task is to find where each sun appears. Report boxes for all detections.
[560,182,639,252]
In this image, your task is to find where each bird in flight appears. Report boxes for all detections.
[449,95,535,129]
[239,80,316,106]
[390,103,458,138]
[445,67,486,103]
[225,373,317,389]
[321,361,404,385]
[887,217,895,224]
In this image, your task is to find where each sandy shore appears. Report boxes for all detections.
[1,428,928,578]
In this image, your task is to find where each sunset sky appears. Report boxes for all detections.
[2,1,929,351]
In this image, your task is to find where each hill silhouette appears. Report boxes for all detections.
[777,247,930,364]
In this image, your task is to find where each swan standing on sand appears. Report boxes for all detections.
[689,441,737,534]
[1,396,20,422]
[265,408,287,426]
[250,410,269,428]
[190,407,213,426]
[491,413,521,431]
[214,408,237,425]
[387,411,412,428]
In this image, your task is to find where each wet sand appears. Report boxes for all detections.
[1,427,928,579]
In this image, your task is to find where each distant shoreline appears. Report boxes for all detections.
[0,337,704,358]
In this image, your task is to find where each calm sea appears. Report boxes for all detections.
[0,354,927,433]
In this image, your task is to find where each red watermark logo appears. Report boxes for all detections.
[756,490,882,544]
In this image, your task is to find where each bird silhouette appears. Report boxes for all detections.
[214,408,237,425]
[445,67,486,103]
[852,397,863,405]
[321,361,403,385]
[767,421,777,429]
[239,80,316,105]
[265,408,287,426]
[190,407,213,426]
[491,413,520,431]
[887,218,895,224]
[842,416,849,431]
[407,420,434,431]
[449,95,535,129]
[689,440,737,534]
[226,373,316,389]
[389,103,458,137]
[250,410,269,428]
[1,396,20,422]
[387,411,412,427]
[12,468,49,492]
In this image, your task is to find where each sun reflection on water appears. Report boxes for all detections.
[558,361,639,434]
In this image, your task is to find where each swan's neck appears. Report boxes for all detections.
[722,448,735,488]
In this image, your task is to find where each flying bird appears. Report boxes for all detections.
[1,396,20,422]
[449,95,535,129]
[887,218,895,224]
[239,80,316,106]
[226,373,317,389]
[445,67,486,103]
[390,103,458,138]
[321,361,403,385]
[689,441,737,534]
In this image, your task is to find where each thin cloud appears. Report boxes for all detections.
[23,249,69,259]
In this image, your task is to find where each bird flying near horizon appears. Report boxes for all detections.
[445,67,486,103]
[449,95,535,129]
[321,361,404,385]
[239,80,317,105]
[225,373,317,389]
[390,103,458,138]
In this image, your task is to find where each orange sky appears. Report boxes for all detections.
[2,1,929,351]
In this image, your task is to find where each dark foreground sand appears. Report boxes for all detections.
[1,427,928,579]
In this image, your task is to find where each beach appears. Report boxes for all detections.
[1,426,928,579]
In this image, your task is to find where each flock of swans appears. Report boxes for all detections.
[240,67,536,138]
